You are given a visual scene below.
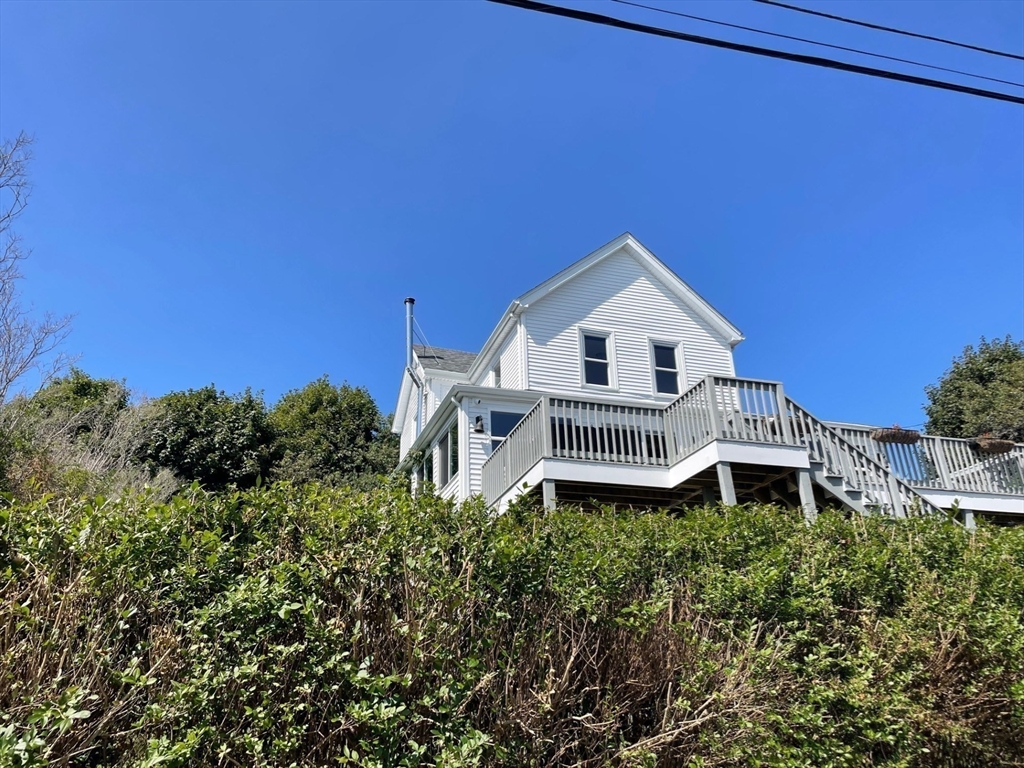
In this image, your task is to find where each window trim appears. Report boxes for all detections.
[648,339,685,397]
[578,327,617,391]
[436,418,459,490]
[488,408,529,454]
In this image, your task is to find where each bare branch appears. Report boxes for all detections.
[0,132,73,402]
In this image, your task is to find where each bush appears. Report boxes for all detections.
[1,489,1022,766]
[0,371,175,501]
[134,386,276,491]
[269,376,398,489]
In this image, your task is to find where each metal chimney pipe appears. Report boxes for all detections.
[404,297,415,369]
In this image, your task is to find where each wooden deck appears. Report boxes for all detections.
[481,376,1024,521]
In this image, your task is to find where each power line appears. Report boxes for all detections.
[611,0,1023,88]
[754,0,1024,62]
[484,0,1024,105]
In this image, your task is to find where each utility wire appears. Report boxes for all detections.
[611,0,1023,88]
[484,0,1024,105]
[754,0,1024,62]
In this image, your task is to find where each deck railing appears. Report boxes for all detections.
[480,375,1022,510]
[829,425,1024,497]
[480,398,546,505]
[787,400,943,517]
[482,376,792,504]
[548,396,669,465]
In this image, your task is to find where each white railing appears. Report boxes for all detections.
[480,376,1015,516]
[788,400,944,518]
[481,398,546,505]
[547,396,669,465]
[712,377,792,445]
[829,425,1024,497]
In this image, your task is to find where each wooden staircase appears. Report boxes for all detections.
[784,397,944,519]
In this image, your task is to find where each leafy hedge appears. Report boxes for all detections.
[2,486,1022,767]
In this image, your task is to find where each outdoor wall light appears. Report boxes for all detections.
[474,415,485,433]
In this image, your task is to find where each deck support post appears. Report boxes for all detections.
[716,462,737,506]
[542,479,556,510]
[963,509,976,530]
[702,486,716,506]
[795,468,817,524]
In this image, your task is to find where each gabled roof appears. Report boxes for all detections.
[465,232,743,380]
[414,345,477,374]
[515,233,742,340]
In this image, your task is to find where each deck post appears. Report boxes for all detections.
[963,509,976,530]
[702,486,716,506]
[542,479,556,510]
[541,397,553,458]
[795,467,817,524]
[716,462,737,506]
[774,383,793,445]
[887,474,906,518]
[706,375,724,440]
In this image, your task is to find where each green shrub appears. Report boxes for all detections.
[1,488,1022,767]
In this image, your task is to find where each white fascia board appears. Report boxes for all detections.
[920,490,1024,515]
[419,368,471,381]
[514,232,635,307]
[513,232,743,348]
[621,238,744,347]
[465,303,523,382]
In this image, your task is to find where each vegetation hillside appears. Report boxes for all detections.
[2,487,1022,767]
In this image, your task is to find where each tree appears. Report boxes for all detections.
[269,376,398,487]
[924,336,1024,442]
[136,385,276,490]
[27,367,129,438]
[0,133,72,403]
[1,369,175,501]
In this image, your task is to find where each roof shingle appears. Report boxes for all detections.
[413,344,477,374]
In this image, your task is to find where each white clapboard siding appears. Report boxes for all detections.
[462,396,536,498]
[424,376,458,423]
[523,250,735,398]
[497,331,524,390]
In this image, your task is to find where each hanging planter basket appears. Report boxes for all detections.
[970,436,1015,455]
[870,425,921,445]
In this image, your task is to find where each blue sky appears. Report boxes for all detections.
[1,0,1021,427]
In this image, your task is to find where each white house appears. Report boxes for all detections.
[393,233,1024,526]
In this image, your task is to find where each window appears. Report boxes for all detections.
[582,333,610,387]
[437,423,458,487]
[423,451,434,485]
[490,411,525,452]
[652,343,679,395]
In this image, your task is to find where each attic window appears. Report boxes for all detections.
[582,333,610,387]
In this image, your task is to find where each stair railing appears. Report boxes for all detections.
[785,398,945,518]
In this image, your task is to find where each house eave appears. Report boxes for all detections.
[395,385,542,473]
[465,303,524,381]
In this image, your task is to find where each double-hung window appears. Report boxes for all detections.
[652,343,680,395]
[490,411,525,452]
[582,332,611,387]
